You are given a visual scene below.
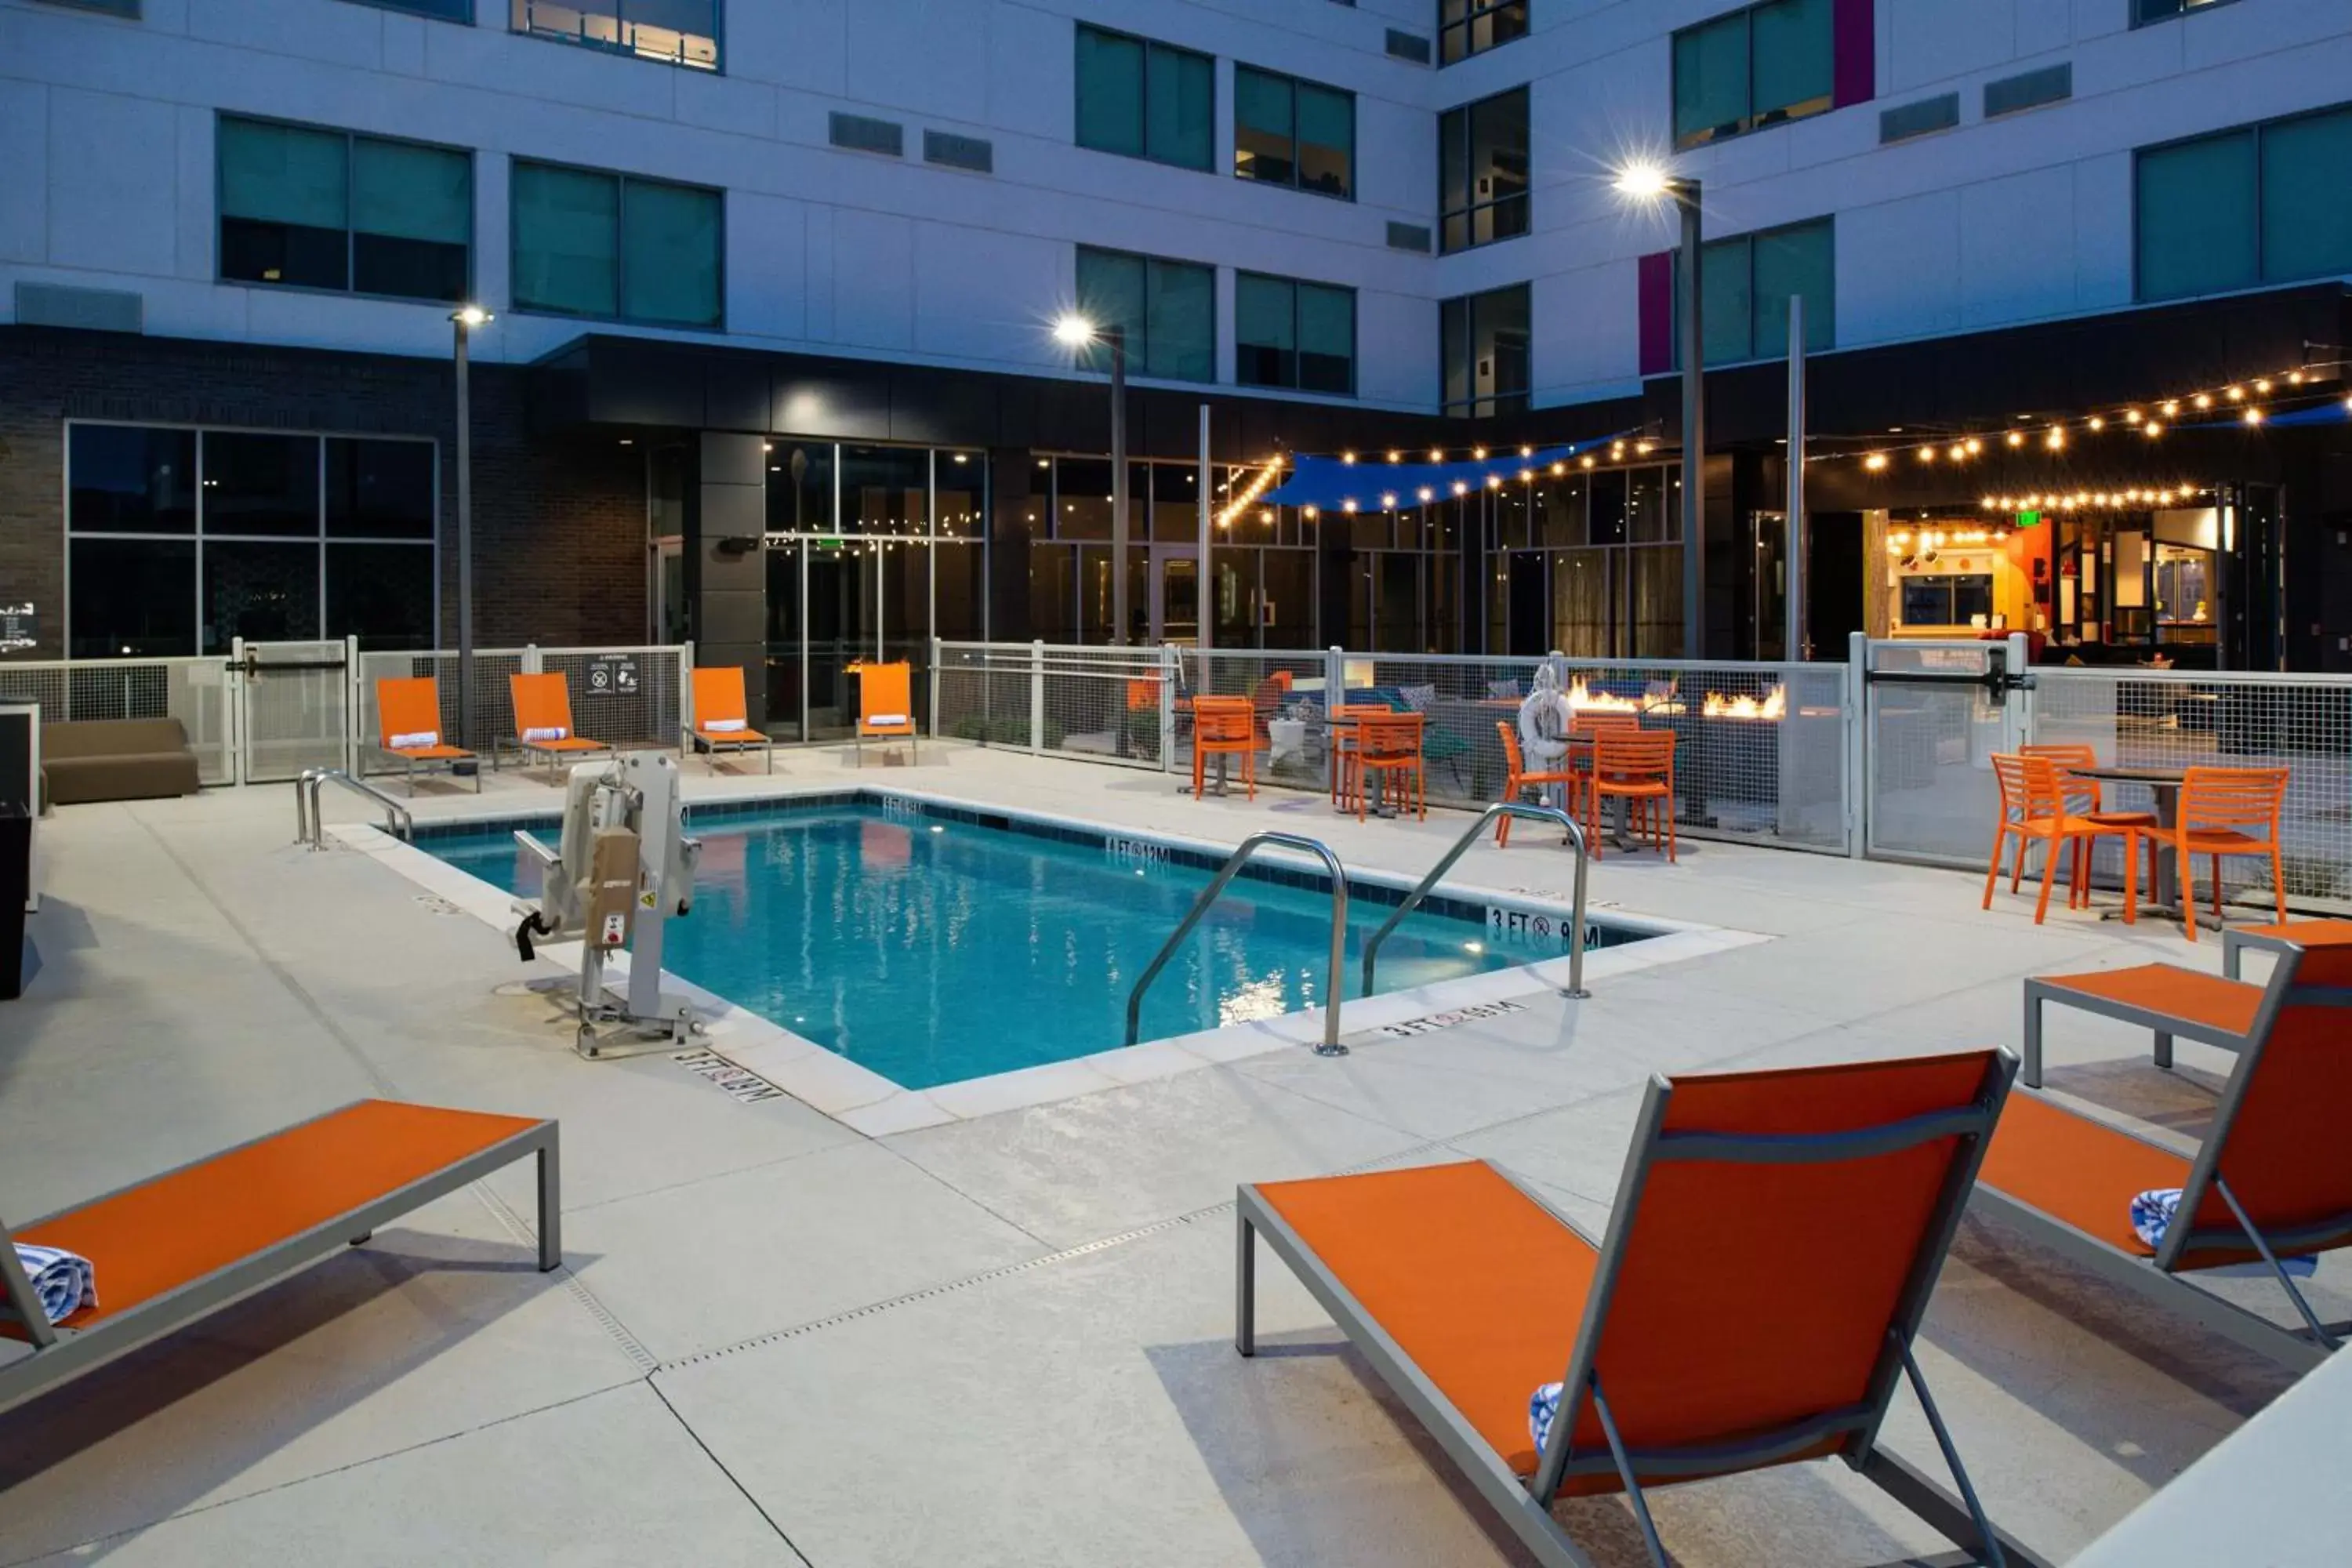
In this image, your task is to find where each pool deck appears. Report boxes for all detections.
[0,740,2331,1565]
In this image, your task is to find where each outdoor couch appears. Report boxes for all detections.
[41,718,201,806]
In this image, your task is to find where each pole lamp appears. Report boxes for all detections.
[1054,314,1129,644]
[449,304,492,747]
[1615,164,1706,658]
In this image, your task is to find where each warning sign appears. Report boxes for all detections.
[586,654,639,696]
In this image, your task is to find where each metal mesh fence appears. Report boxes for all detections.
[0,657,235,785]
[932,642,1169,768]
[354,648,530,775]
[2032,670,2352,913]
[1863,641,2013,865]
[537,646,687,750]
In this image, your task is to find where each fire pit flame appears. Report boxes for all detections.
[1559,677,1785,720]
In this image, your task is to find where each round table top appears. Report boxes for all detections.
[2069,765,2187,786]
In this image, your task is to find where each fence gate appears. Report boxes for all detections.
[234,638,350,784]
[1860,634,2031,866]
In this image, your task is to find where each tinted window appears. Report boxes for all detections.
[71,538,198,658]
[202,432,321,537]
[326,438,436,539]
[69,425,196,534]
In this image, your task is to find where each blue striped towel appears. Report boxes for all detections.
[2131,1189,2314,1276]
[13,1244,97,1324]
[1530,1381,1563,1454]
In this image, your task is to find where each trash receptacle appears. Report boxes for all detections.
[0,804,27,1000]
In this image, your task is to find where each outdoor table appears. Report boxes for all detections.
[2067,765,2199,924]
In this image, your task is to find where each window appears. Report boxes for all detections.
[1680,217,1834,365]
[2136,106,2352,302]
[510,0,719,71]
[1672,0,1833,149]
[2133,0,2234,22]
[218,117,470,303]
[346,0,470,19]
[1234,66,1353,199]
[1236,274,1354,395]
[1074,24,1213,172]
[1073,247,1215,383]
[64,424,437,658]
[512,162,723,327]
[1439,0,1527,66]
[1441,285,1530,416]
[1439,89,1529,253]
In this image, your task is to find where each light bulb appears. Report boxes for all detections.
[2087,417,2104,432]
[1341,452,1357,464]
[2045,429,2066,452]
[2005,431,2026,448]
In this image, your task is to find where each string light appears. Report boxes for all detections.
[2226,386,2245,402]
[1417,486,1434,502]
[2045,428,2066,452]
[2086,416,2105,432]
[1519,445,1534,458]
[1918,446,1936,463]
[2245,407,2264,426]
[1550,461,1566,476]
[1947,443,1966,461]
[2254,378,2272,394]
[2194,394,2212,410]
[1429,448,1446,462]
[1452,480,1468,496]
[1581,455,1596,469]
[1965,437,1983,454]
[1214,456,1286,528]
[1341,451,1357,464]
[2005,431,2026,448]
[2124,408,2143,424]
[1485,474,1502,489]
[1380,492,1398,508]
[1472,446,1488,460]
[2144,420,2164,438]
[1386,450,1402,463]
[1864,452,1889,471]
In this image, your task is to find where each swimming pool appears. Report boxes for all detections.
[421,794,1645,1091]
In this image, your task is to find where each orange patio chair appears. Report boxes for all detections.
[507,672,612,782]
[1325,702,1387,808]
[1587,729,1677,862]
[373,675,476,794]
[2122,766,2290,942]
[684,666,773,774]
[2016,742,2153,827]
[1980,931,2352,1373]
[1983,753,2150,924]
[1,1100,560,1416]
[1191,695,1256,800]
[1348,711,1425,822]
[1494,721,1581,847]
[855,660,918,764]
[1239,1050,2040,1568]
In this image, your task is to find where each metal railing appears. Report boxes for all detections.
[1124,832,1351,1056]
[296,768,413,850]
[1364,803,1591,1000]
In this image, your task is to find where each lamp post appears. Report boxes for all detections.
[1616,165,1706,658]
[1054,314,1129,644]
[449,304,492,746]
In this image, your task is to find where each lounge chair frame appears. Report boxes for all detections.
[1987,942,2352,1372]
[1237,1053,2047,1568]
[0,1102,560,1417]
[373,676,480,796]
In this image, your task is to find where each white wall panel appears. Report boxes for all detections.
[48,89,177,277]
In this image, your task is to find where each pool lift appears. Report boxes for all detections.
[510,750,704,1060]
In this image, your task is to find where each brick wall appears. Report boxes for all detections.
[0,325,648,659]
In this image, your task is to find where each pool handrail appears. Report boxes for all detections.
[1362,803,1590,1000]
[1125,832,1352,1057]
[296,768,414,849]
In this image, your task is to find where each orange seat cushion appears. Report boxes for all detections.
[2042,964,2263,1036]
[1977,1094,2189,1256]
[2234,920,2352,950]
[526,736,606,752]
[1256,1162,1595,1477]
[390,743,471,761]
[16,1101,543,1332]
[692,728,763,746]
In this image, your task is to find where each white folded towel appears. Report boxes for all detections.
[523,726,569,742]
[389,730,439,750]
[703,718,747,733]
[867,713,908,727]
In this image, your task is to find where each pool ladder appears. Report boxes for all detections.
[1124,804,1593,1058]
[295,768,415,850]
[1363,802,1590,1001]
[1125,833,1352,1056]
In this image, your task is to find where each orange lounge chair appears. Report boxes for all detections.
[373,675,477,794]
[855,660,918,765]
[684,666,773,774]
[507,672,612,782]
[1979,935,2352,1372]
[1,1100,560,1416]
[1239,1050,2045,1568]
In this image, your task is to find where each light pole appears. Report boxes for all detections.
[1054,314,1129,644]
[1616,164,1706,658]
[450,303,492,746]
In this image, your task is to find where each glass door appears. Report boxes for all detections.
[652,539,687,645]
[764,540,804,742]
[804,539,879,742]
[1152,547,1200,645]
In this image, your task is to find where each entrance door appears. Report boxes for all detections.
[1750,510,1788,661]
[1507,552,1548,656]
[804,541,879,742]
[1152,549,1200,644]
[652,539,687,646]
[237,638,349,783]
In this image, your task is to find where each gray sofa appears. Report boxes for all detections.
[42,718,202,805]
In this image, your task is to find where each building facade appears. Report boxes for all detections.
[2,0,2349,729]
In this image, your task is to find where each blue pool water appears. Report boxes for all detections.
[425,799,1633,1089]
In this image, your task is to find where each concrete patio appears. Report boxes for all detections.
[0,742,2328,1566]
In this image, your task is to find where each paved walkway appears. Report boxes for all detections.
[0,743,2327,1565]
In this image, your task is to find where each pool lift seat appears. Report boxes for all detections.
[510,750,705,1059]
